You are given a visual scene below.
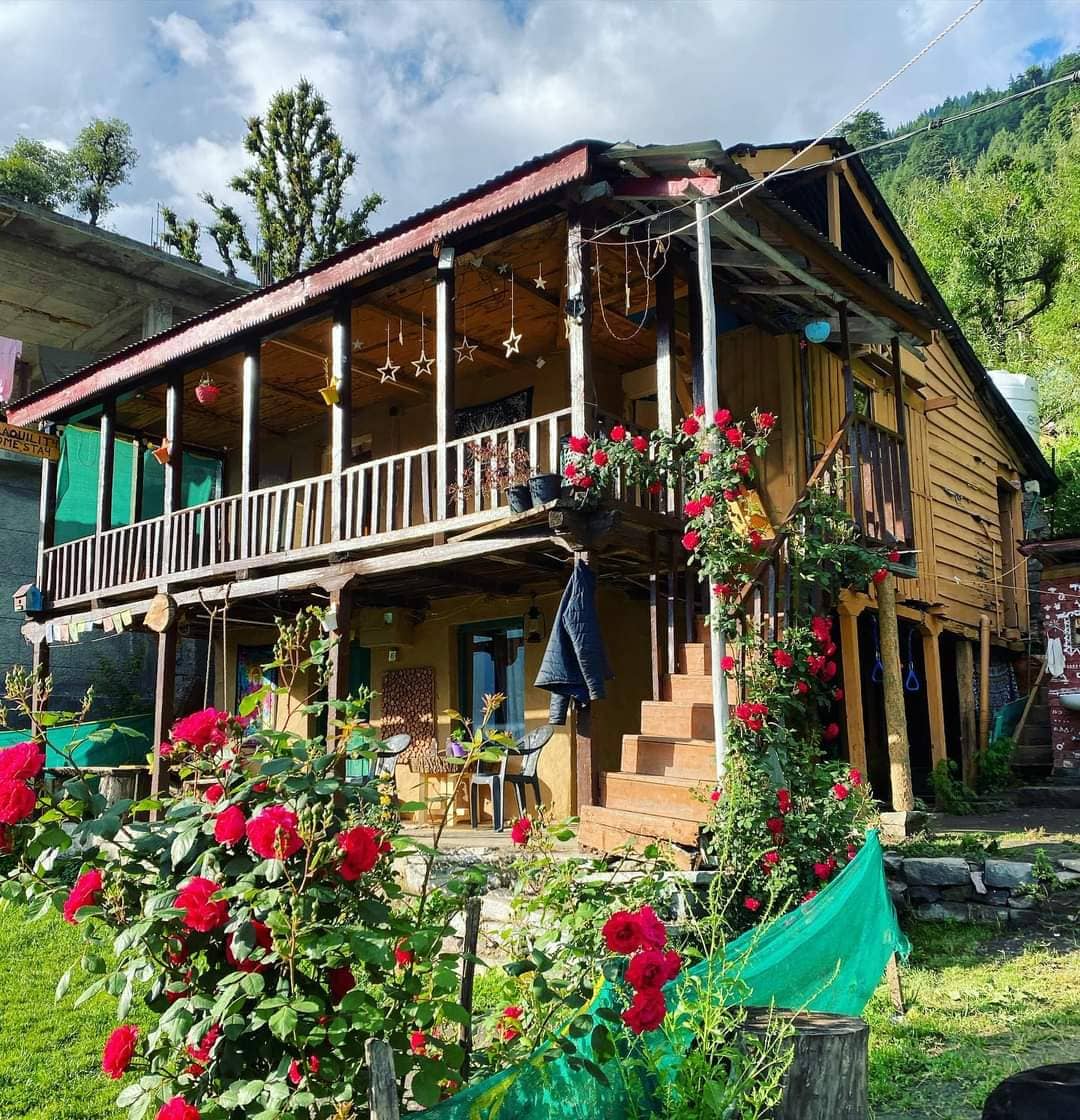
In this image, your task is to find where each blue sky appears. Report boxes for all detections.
[2,0,1077,271]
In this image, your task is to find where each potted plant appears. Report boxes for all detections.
[529,467,561,505]
[194,374,220,406]
[504,447,534,513]
[455,441,536,513]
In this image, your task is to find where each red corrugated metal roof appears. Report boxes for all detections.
[7,141,597,426]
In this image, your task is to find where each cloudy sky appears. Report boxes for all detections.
[2,0,1076,272]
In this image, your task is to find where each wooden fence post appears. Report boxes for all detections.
[458,895,482,1081]
[365,1038,400,1120]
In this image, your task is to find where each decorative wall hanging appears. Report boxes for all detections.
[319,358,339,406]
[380,666,441,773]
[453,290,476,363]
[502,274,522,358]
[453,388,533,440]
[194,375,220,406]
[377,321,399,384]
[534,262,546,290]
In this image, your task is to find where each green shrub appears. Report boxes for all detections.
[975,736,1015,794]
[931,759,978,814]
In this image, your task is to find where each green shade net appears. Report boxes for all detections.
[427,831,906,1120]
[0,715,151,768]
[54,426,221,545]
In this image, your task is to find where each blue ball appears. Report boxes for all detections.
[804,319,832,344]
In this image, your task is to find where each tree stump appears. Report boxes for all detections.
[741,1008,868,1120]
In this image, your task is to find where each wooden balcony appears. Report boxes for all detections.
[41,408,594,609]
[850,415,914,553]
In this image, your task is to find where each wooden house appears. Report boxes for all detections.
[5,139,1052,858]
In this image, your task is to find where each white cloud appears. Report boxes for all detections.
[153,11,213,67]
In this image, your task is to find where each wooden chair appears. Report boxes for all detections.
[469,724,553,831]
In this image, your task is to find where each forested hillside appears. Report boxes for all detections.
[845,52,1080,528]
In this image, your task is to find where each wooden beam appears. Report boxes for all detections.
[923,395,958,412]
[435,248,456,524]
[713,248,810,272]
[878,574,914,811]
[891,336,915,549]
[839,305,863,531]
[838,599,867,778]
[330,295,352,543]
[567,209,595,436]
[735,284,816,296]
[827,170,843,250]
[612,175,722,198]
[921,617,947,770]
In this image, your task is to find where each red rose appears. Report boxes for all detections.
[0,778,35,824]
[735,454,751,475]
[394,941,415,968]
[336,825,389,880]
[214,805,246,846]
[847,844,858,861]
[723,488,738,501]
[568,435,590,454]
[563,462,578,479]
[625,949,682,991]
[647,481,662,495]
[288,1059,303,1086]
[763,849,779,866]
[872,568,888,585]
[0,741,44,782]
[609,424,626,442]
[823,723,840,741]
[832,782,850,801]
[410,1031,427,1055]
[251,781,268,794]
[226,920,273,973]
[204,784,224,805]
[766,816,784,837]
[694,404,706,418]
[743,897,761,912]
[849,767,862,786]
[795,681,810,695]
[725,427,743,447]
[756,411,776,431]
[631,435,648,452]
[772,649,794,670]
[700,494,714,508]
[823,641,837,656]
[777,789,792,814]
[500,1004,524,1041]
[720,655,735,673]
[833,688,844,702]
[635,905,667,950]
[592,449,609,468]
[573,474,594,489]
[684,498,704,518]
[823,661,838,681]
[802,890,818,902]
[328,965,356,1003]
[510,817,532,846]
[713,582,732,599]
[622,988,667,1034]
[601,910,641,955]
[171,709,228,752]
[64,868,103,924]
[698,451,712,465]
[681,530,700,551]
[814,862,832,880]
[175,876,229,932]
[185,1025,220,1073]
[887,548,901,563]
[714,408,731,427]
[247,805,303,861]
[811,616,832,643]
[710,789,721,802]
[101,1024,138,1079]
[680,416,700,437]
[749,530,764,551]
[157,1098,200,1120]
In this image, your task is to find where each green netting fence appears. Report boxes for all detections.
[428,830,906,1120]
[55,425,221,545]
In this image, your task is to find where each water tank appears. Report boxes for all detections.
[988,370,1040,442]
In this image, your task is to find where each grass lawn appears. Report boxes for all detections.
[5,902,1080,1120]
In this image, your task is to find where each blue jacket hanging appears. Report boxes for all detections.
[534,558,613,724]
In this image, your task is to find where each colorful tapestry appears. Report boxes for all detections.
[381,666,441,772]
[235,645,276,730]
[454,388,533,440]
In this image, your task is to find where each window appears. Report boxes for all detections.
[853,381,873,418]
[458,619,526,740]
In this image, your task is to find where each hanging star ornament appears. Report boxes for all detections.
[378,354,400,384]
[412,349,435,378]
[534,263,546,290]
[502,327,522,358]
[454,335,477,363]
[351,338,364,352]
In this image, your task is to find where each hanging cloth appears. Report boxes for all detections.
[535,558,613,724]
[1047,636,1066,680]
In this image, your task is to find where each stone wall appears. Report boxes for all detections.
[885,852,1080,925]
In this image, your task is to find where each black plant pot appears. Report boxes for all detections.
[529,474,561,504]
[508,485,533,513]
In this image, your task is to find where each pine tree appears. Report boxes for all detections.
[69,118,139,226]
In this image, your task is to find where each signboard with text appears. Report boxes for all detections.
[0,422,60,462]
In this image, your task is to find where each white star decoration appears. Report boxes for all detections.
[454,335,477,363]
[534,265,546,290]
[412,349,435,378]
[502,328,522,358]
[351,338,364,352]
[377,355,399,384]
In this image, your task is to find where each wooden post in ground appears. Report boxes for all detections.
[920,616,947,771]
[151,627,178,798]
[574,702,594,811]
[567,209,595,438]
[877,574,914,811]
[837,595,867,778]
[365,1038,400,1120]
[435,247,456,526]
[330,295,352,544]
[326,582,354,763]
[956,637,978,787]
[885,955,906,1016]
[458,895,482,1081]
[979,613,992,756]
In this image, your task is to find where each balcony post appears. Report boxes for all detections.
[566,209,595,437]
[163,372,183,580]
[694,198,729,782]
[35,424,57,593]
[330,295,352,543]
[838,303,863,530]
[655,258,676,433]
[435,247,456,524]
[890,336,914,551]
[241,338,261,558]
[95,398,116,591]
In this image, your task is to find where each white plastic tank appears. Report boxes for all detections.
[988,370,1040,442]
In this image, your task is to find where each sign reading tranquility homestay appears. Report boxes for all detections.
[0,422,60,462]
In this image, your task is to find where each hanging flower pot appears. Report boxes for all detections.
[319,383,340,407]
[152,440,171,466]
[194,376,220,406]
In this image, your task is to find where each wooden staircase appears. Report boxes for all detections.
[579,628,721,869]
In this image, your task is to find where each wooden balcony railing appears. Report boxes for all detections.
[850,415,914,550]
[40,408,616,608]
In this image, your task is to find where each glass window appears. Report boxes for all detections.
[459,619,526,741]
[854,381,873,418]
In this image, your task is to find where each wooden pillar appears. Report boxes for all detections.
[35,435,57,592]
[151,627,178,798]
[326,583,354,760]
[435,247,456,523]
[838,304,862,530]
[567,210,595,437]
[655,259,676,433]
[837,597,867,777]
[649,535,662,702]
[956,637,978,786]
[798,337,814,481]
[978,613,992,755]
[890,337,914,550]
[162,372,183,581]
[877,574,914,811]
[240,338,261,558]
[130,440,144,525]
[95,399,115,592]
[695,199,729,780]
[574,702,594,811]
[826,170,843,250]
[920,617,947,770]
[330,296,352,543]
[686,258,704,409]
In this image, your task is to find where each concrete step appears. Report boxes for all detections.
[678,642,711,676]
[621,734,716,781]
[599,771,712,821]
[1015,784,1080,809]
[578,803,701,855]
[640,700,714,740]
[1014,744,1052,767]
